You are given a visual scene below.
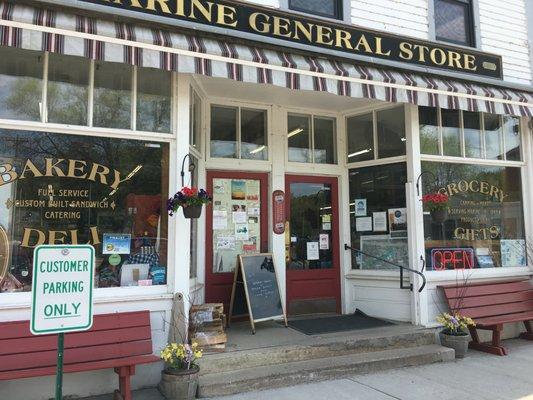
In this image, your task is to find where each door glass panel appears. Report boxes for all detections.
[212,178,261,273]
[286,183,333,270]
[348,163,408,270]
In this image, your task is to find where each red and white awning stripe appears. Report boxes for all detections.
[0,2,531,117]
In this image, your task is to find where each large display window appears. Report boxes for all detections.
[422,162,526,270]
[0,129,169,292]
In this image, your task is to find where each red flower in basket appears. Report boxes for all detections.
[422,192,449,212]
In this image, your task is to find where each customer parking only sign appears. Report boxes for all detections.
[31,245,95,335]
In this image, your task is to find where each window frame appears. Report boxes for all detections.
[432,0,477,48]
[287,112,338,165]
[288,0,344,21]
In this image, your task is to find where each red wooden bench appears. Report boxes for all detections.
[439,279,533,356]
[0,310,160,400]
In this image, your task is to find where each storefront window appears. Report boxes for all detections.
[93,61,132,129]
[47,53,90,126]
[136,68,171,133]
[422,162,525,270]
[441,109,461,157]
[347,106,405,163]
[419,106,440,155]
[0,47,43,122]
[503,116,521,161]
[288,113,336,164]
[463,111,482,158]
[484,113,503,160]
[0,129,169,293]
[211,105,237,158]
[348,163,408,270]
[241,109,268,160]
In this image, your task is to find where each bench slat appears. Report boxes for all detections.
[0,355,160,381]
[0,311,151,340]
[0,325,152,356]
[459,300,533,319]
[442,281,532,299]
[0,340,153,372]
[476,312,533,327]
[448,291,533,310]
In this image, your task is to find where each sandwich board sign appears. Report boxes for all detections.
[30,245,94,400]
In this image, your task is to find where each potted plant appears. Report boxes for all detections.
[422,192,449,223]
[436,312,476,359]
[168,187,211,219]
[159,342,203,400]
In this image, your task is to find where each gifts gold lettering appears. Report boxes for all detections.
[85,0,501,78]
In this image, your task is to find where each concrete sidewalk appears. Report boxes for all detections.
[85,339,533,400]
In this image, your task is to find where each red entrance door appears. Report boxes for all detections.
[285,175,341,315]
[205,171,269,310]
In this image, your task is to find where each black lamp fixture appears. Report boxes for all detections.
[180,153,196,187]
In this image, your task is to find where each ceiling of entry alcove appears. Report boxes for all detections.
[194,75,382,112]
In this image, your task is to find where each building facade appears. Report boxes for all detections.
[0,0,532,398]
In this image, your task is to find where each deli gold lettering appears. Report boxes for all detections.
[21,227,101,248]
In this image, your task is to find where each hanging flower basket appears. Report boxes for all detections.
[168,187,211,219]
[422,192,449,224]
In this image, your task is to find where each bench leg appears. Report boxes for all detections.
[519,320,533,340]
[468,325,508,356]
[114,366,136,400]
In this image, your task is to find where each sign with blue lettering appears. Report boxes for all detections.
[31,245,95,335]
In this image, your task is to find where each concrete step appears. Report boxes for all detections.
[198,328,436,375]
[198,344,454,398]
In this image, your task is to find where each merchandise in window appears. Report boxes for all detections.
[347,106,406,163]
[0,129,169,293]
[435,0,475,47]
[0,47,43,122]
[210,105,268,160]
[289,0,343,20]
[348,163,408,270]
[136,68,171,133]
[422,162,525,270]
[288,114,337,164]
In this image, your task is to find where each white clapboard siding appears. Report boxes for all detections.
[240,0,280,7]
[350,0,430,39]
[479,0,531,84]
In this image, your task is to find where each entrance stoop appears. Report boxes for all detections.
[197,323,454,397]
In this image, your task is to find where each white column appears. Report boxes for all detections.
[270,105,287,311]
[172,74,192,306]
[405,104,429,326]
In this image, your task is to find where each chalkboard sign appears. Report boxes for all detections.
[228,253,287,334]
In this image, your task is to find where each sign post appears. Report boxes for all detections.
[30,245,95,400]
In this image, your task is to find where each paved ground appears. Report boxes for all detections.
[84,339,533,400]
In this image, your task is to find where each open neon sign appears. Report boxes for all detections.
[430,248,475,271]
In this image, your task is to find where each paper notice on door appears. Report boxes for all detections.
[235,224,249,241]
[213,210,227,230]
[373,212,387,232]
[319,234,329,250]
[307,242,320,260]
[232,211,247,224]
[216,236,235,250]
[322,222,332,231]
[356,217,372,232]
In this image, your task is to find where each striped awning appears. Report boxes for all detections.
[1,2,532,117]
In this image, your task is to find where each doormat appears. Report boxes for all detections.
[285,310,394,335]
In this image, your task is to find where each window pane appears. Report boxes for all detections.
[47,53,89,126]
[0,129,169,292]
[0,47,42,121]
[463,111,482,158]
[314,117,336,164]
[419,106,440,155]
[503,116,521,161]
[241,109,267,160]
[93,62,132,129]
[484,114,503,160]
[347,113,374,163]
[290,0,340,18]
[377,107,406,158]
[441,109,461,157]
[348,163,408,270]
[435,0,472,46]
[288,114,312,163]
[137,68,171,133]
[211,106,237,158]
[190,90,202,151]
[422,162,525,270]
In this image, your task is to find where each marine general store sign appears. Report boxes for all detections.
[78,0,503,79]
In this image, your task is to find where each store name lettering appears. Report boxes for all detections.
[21,226,101,249]
[82,0,502,78]
[439,180,507,202]
[0,158,137,190]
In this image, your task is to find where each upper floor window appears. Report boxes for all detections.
[434,0,475,47]
[289,0,343,20]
